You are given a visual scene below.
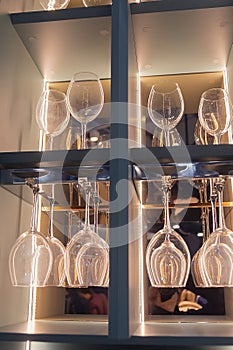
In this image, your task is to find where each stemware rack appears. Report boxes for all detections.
[2,145,233,185]
[1,0,233,347]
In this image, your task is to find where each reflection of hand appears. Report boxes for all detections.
[178,289,202,312]
[150,288,179,313]
[178,301,202,312]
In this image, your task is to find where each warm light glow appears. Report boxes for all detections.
[138,181,145,323]
[90,136,99,142]
[223,67,229,93]
[173,224,180,229]
[26,340,31,350]
[223,67,232,144]
[27,284,37,323]
[137,72,142,146]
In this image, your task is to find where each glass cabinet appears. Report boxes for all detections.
[0,0,233,348]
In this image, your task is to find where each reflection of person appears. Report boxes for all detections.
[78,288,108,315]
[149,287,207,315]
[65,288,108,315]
[148,287,180,315]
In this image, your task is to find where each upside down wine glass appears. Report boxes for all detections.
[9,180,53,287]
[65,180,109,287]
[199,176,233,287]
[67,72,104,149]
[148,81,184,147]
[146,176,191,287]
[198,88,232,144]
[45,186,66,286]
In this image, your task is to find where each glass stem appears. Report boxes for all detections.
[30,184,39,232]
[164,129,170,147]
[48,136,54,151]
[84,186,91,230]
[210,178,217,232]
[49,184,55,239]
[215,134,220,145]
[81,123,87,150]
[217,180,226,230]
[68,211,72,241]
[94,182,99,235]
[162,177,172,241]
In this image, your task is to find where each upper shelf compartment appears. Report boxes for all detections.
[131,1,233,76]
[10,6,111,81]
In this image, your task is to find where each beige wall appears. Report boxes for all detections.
[0,13,44,326]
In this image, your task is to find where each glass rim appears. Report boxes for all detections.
[42,89,67,102]
[200,88,228,102]
[71,71,101,82]
[151,81,181,95]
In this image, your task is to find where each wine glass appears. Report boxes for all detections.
[36,89,70,150]
[45,187,66,286]
[40,0,70,10]
[148,81,184,147]
[9,180,53,287]
[65,180,109,287]
[67,72,104,149]
[146,176,191,288]
[194,118,215,145]
[198,88,232,144]
[82,0,112,6]
[190,179,213,288]
[152,127,182,147]
[199,176,233,287]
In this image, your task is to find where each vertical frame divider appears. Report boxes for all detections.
[109,0,130,340]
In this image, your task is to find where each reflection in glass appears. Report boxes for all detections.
[82,0,112,6]
[40,0,70,10]
[152,127,181,147]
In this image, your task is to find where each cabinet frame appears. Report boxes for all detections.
[0,0,233,346]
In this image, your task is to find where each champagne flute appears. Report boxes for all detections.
[9,180,52,287]
[40,0,70,10]
[67,72,104,149]
[148,81,184,147]
[146,176,190,287]
[36,89,70,150]
[198,88,232,144]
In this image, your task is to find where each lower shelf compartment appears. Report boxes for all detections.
[0,315,108,343]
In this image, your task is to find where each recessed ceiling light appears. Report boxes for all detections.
[143,64,152,70]
[173,224,180,229]
[142,26,152,32]
[99,29,109,36]
[90,136,99,142]
[197,232,203,237]
[28,36,37,42]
